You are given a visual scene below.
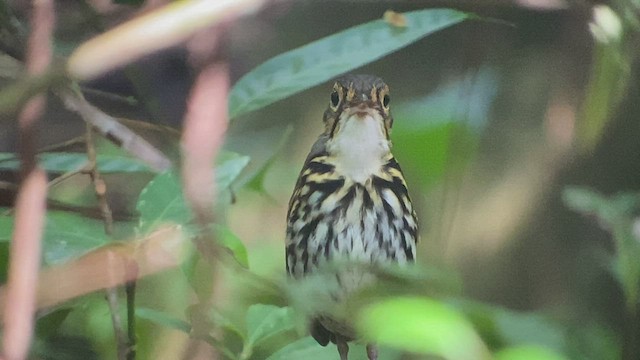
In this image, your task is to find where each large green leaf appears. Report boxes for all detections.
[229,9,472,118]
[0,152,153,173]
[453,299,567,353]
[355,297,488,360]
[137,170,190,234]
[0,209,129,265]
[42,211,115,264]
[245,305,296,350]
[136,151,250,233]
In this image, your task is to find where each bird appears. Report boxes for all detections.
[285,74,418,360]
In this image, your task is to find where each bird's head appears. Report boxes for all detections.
[323,74,393,141]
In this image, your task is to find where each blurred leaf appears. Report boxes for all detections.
[0,241,8,284]
[265,336,402,360]
[0,152,153,173]
[455,299,566,353]
[245,305,295,350]
[563,187,640,311]
[394,68,498,133]
[245,125,293,194]
[566,322,621,360]
[35,308,73,339]
[356,297,488,359]
[392,68,499,189]
[136,151,250,233]
[0,211,13,242]
[213,224,249,268]
[135,307,191,333]
[215,152,251,192]
[578,13,629,151]
[265,337,337,360]
[229,9,472,118]
[494,345,568,360]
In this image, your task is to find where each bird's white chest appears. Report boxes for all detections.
[327,115,389,183]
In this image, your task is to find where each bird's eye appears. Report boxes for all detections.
[382,94,390,109]
[330,91,340,109]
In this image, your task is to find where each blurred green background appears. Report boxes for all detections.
[1,0,639,359]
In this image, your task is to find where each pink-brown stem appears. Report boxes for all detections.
[2,0,54,359]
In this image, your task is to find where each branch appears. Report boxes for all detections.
[1,1,54,359]
[59,87,172,172]
[179,25,230,360]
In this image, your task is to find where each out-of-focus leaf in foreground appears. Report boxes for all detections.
[266,336,402,360]
[229,9,472,118]
[455,299,566,353]
[355,297,488,359]
[494,345,568,360]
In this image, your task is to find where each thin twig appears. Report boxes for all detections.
[59,87,172,172]
[1,1,54,359]
[85,123,130,360]
[125,281,137,360]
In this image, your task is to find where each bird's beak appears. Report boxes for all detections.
[348,101,374,118]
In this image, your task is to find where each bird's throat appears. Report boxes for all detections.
[327,114,390,183]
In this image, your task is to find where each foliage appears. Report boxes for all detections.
[563,188,640,312]
[0,2,638,360]
[229,9,472,118]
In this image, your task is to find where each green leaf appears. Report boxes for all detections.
[42,211,112,264]
[454,299,566,352]
[136,151,250,233]
[563,187,640,311]
[137,171,190,234]
[135,307,191,333]
[266,336,403,360]
[229,9,471,118]
[215,152,251,191]
[266,337,338,360]
[0,210,132,265]
[212,224,249,268]
[0,211,13,242]
[356,297,488,360]
[494,345,568,360]
[0,152,153,173]
[245,125,293,194]
[245,305,296,348]
[392,68,498,189]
